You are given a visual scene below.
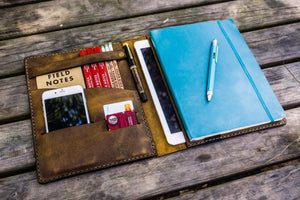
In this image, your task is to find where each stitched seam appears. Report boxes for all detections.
[134,91,157,155]
[39,153,152,183]
[221,118,286,139]
[28,49,81,59]
[25,57,42,181]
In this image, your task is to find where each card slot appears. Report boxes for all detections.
[84,87,144,123]
[36,121,156,183]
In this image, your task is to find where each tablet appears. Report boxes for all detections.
[134,40,186,145]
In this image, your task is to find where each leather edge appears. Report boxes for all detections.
[24,57,42,183]
[186,118,287,147]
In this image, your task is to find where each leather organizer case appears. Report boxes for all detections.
[25,36,286,183]
[25,38,186,183]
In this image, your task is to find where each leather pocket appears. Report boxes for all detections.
[36,122,155,183]
[30,87,156,183]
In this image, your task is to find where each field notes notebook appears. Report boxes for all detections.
[150,19,285,141]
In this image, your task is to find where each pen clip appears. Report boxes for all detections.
[124,43,134,60]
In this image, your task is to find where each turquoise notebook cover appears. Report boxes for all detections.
[150,19,285,141]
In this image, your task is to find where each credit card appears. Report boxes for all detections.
[103,100,137,130]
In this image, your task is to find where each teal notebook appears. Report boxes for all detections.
[150,19,286,142]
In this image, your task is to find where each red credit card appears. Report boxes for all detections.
[103,100,137,130]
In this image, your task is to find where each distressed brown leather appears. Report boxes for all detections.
[32,88,156,183]
[25,43,157,183]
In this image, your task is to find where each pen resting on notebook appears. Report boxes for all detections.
[207,39,218,102]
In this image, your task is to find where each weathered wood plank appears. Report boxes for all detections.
[0,0,299,77]
[0,0,229,40]
[0,0,295,40]
[263,62,300,109]
[169,162,300,200]
[0,75,29,122]
[244,24,300,67]
[0,107,299,199]
[1,60,299,123]
[0,120,34,174]
[0,0,42,8]
[287,61,300,81]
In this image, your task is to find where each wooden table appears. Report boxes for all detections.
[0,0,299,199]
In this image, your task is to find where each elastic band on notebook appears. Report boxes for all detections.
[217,21,274,122]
